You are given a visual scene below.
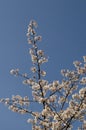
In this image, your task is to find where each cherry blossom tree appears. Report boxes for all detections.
[0,20,86,130]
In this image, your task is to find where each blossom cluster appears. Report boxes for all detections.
[0,95,30,114]
[0,20,86,130]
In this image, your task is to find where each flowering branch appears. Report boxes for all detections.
[0,20,86,130]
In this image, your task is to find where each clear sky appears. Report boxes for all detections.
[0,0,86,130]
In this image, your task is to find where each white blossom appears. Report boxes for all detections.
[34,36,42,42]
[73,61,81,67]
[10,69,19,76]
[40,70,46,77]
[79,87,86,98]
[83,56,86,62]
[37,50,44,56]
[31,67,37,73]
[80,77,86,85]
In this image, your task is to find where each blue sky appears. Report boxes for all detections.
[0,0,86,129]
